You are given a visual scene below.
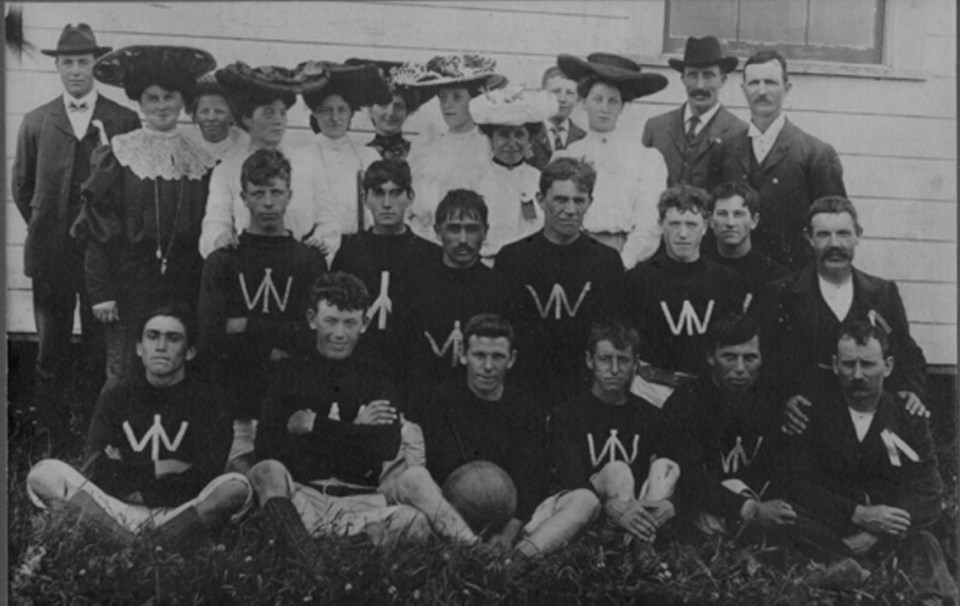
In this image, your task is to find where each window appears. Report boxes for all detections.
[664,0,885,65]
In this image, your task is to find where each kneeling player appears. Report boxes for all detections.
[249,272,477,555]
[26,304,252,548]
[549,319,680,545]
[423,314,599,558]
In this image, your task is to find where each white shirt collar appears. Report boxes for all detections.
[63,88,98,112]
[748,112,786,141]
[683,102,721,135]
[818,273,854,322]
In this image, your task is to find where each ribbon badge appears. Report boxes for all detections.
[879,428,919,468]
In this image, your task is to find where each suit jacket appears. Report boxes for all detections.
[13,94,140,279]
[527,119,587,170]
[707,118,846,271]
[784,390,942,537]
[642,104,747,189]
[760,265,927,401]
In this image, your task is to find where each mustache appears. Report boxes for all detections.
[821,246,851,260]
[690,89,712,98]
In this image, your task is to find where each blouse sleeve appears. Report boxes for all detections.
[199,160,237,258]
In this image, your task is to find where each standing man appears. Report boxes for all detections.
[642,36,746,189]
[705,180,787,300]
[13,24,141,451]
[496,158,626,414]
[709,50,846,271]
[764,196,928,429]
[198,149,327,473]
[528,66,587,170]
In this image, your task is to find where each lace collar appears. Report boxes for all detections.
[112,128,217,181]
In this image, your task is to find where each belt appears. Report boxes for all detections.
[312,483,377,497]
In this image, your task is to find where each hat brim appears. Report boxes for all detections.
[342,58,432,112]
[216,62,307,97]
[668,56,739,74]
[403,72,507,95]
[42,45,112,57]
[94,46,215,88]
[558,54,668,101]
[298,62,393,109]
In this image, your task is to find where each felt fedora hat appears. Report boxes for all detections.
[557,52,668,102]
[344,57,433,113]
[42,23,111,57]
[668,36,739,73]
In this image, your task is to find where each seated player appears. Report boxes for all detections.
[331,158,439,372]
[624,185,745,406]
[423,313,599,557]
[549,319,680,546]
[198,149,328,473]
[249,272,478,556]
[26,304,252,548]
[391,189,517,417]
[662,313,795,535]
[784,321,957,603]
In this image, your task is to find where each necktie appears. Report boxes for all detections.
[686,115,700,145]
[68,101,89,112]
[553,125,566,151]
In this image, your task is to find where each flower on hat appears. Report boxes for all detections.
[470,86,558,126]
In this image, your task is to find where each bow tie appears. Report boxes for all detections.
[68,101,89,112]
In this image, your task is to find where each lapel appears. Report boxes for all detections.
[665,106,688,156]
[788,265,822,325]
[48,96,75,139]
[567,120,587,146]
[729,129,753,176]
[757,118,794,173]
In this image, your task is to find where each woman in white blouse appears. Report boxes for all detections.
[555,53,669,269]
[397,54,506,242]
[298,60,392,259]
[470,86,557,264]
[187,76,249,162]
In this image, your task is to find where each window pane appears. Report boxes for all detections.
[739,0,807,45]
[808,0,878,48]
[668,0,738,40]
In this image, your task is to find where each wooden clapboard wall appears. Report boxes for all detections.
[5,1,956,367]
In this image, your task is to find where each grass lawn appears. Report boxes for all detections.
[6,345,958,605]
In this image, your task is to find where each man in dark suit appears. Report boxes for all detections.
[12,24,141,451]
[784,321,956,603]
[527,65,587,170]
[708,50,846,271]
[642,36,746,190]
[763,196,928,434]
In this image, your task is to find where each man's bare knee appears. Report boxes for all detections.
[27,459,77,506]
[593,460,636,499]
[248,460,290,500]
[561,488,601,522]
[394,466,438,504]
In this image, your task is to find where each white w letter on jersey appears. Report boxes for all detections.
[368,271,393,330]
[526,282,591,320]
[720,436,764,474]
[239,269,292,313]
[424,320,464,367]
[123,415,189,460]
[661,300,714,336]
[588,429,640,467]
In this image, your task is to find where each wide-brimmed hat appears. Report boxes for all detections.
[393,54,507,97]
[295,60,393,110]
[94,46,216,101]
[668,36,738,74]
[557,52,667,102]
[41,23,111,57]
[214,61,303,111]
[344,57,432,113]
[471,86,558,127]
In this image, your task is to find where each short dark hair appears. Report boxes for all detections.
[838,319,890,357]
[187,81,235,122]
[576,75,624,101]
[587,319,640,356]
[362,159,413,195]
[541,65,570,88]
[463,314,515,349]
[657,185,710,220]
[139,303,198,348]
[434,189,488,227]
[806,196,863,234]
[708,313,760,352]
[743,50,789,83]
[539,157,597,197]
[233,90,296,124]
[478,122,544,140]
[437,81,489,99]
[241,148,292,191]
[708,181,760,216]
[303,87,362,114]
[308,272,371,314]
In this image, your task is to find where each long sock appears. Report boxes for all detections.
[146,506,208,553]
[261,497,321,562]
[66,490,135,546]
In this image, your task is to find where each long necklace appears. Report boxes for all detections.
[154,178,186,275]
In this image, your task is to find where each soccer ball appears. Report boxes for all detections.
[442,461,517,534]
